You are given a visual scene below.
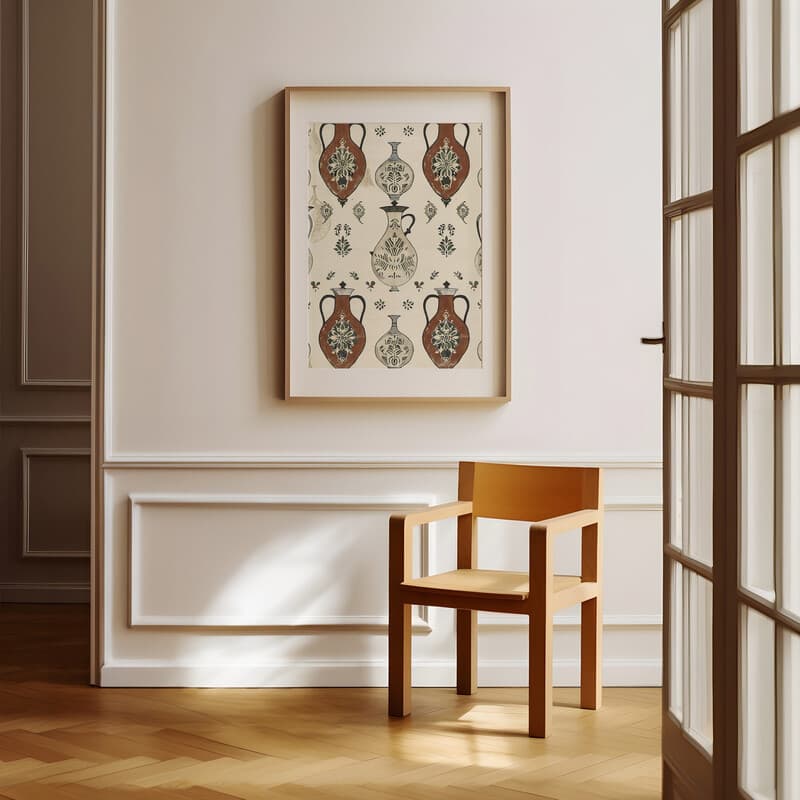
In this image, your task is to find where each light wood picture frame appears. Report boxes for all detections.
[285,86,510,401]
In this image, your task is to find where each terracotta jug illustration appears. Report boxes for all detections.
[374,141,414,205]
[318,282,366,368]
[370,205,417,291]
[422,123,470,206]
[319,123,367,206]
[375,314,414,368]
[422,282,470,368]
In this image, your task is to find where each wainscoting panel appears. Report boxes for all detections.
[102,463,662,688]
[128,494,432,630]
[23,448,91,557]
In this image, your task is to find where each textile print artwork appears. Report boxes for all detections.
[307,122,483,370]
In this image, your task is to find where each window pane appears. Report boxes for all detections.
[783,385,800,619]
[779,628,800,800]
[671,394,684,550]
[740,0,774,132]
[740,606,776,800]
[687,398,713,566]
[687,210,713,381]
[669,1,712,202]
[686,571,712,752]
[669,561,684,722]
[669,21,683,202]
[686,0,712,197]
[778,0,800,115]
[669,210,713,381]
[741,143,775,365]
[742,384,776,603]
[670,217,683,378]
[782,129,800,364]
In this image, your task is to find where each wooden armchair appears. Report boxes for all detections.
[388,461,603,738]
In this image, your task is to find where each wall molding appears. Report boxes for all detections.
[100,657,662,688]
[22,448,91,558]
[0,415,91,424]
[0,582,89,603]
[19,0,91,388]
[128,493,434,631]
[104,455,663,470]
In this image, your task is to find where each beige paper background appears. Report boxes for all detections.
[308,122,483,370]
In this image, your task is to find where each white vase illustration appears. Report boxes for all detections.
[370,205,417,292]
[308,184,333,243]
[474,213,482,275]
[374,141,414,205]
[375,314,414,368]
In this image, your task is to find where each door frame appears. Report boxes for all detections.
[89,0,107,687]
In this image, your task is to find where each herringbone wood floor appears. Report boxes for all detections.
[0,605,660,799]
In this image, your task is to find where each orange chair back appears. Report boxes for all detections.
[457,461,601,522]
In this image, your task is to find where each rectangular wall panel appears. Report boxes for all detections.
[23,449,90,557]
[20,0,92,385]
[129,494,433,629]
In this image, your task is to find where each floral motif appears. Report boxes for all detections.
[374,125,386,137]
[424,200,437,223]
[437,224,456,258]
[375,299,386,310]
[372,230,416,284]
[402,299,414,311]
[334,223,352,258]
[431,139,461,189]
[320,201,333,222]
[456,201,470,223]
[438,237,455,257]
[327,140,357,190]
[326,270,336,280]
[326,314,357,363]
[353,201,365,224]
[403,125,415,136]
[431,313,461,362]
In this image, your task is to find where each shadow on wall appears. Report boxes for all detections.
[252,93,286,404]
[140,508,414,686]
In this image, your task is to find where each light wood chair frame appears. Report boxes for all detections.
[388,461,603,738]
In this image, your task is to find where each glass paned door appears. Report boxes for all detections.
[737,0,800,794]
[662,0,715,795]
[663,1,800,796]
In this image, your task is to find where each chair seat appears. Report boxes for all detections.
[401,569,582,601]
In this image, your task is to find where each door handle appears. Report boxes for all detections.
[641,322,665,348]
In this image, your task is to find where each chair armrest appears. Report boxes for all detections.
[390,501,473,532]
[529,508,601,538]
[389,501,473,585]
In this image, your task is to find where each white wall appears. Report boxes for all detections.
[101,0,663,687]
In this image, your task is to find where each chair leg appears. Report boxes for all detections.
[456,609,477,695]
[388,600,411,717]
[529,609,552,737]
[580,597,602,710]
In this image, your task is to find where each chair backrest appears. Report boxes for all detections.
[457,461,601,522]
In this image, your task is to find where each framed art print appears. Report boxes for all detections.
[285,86,510,400]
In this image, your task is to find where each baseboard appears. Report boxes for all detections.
[0,582,90,603]
[101,658,662,688]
